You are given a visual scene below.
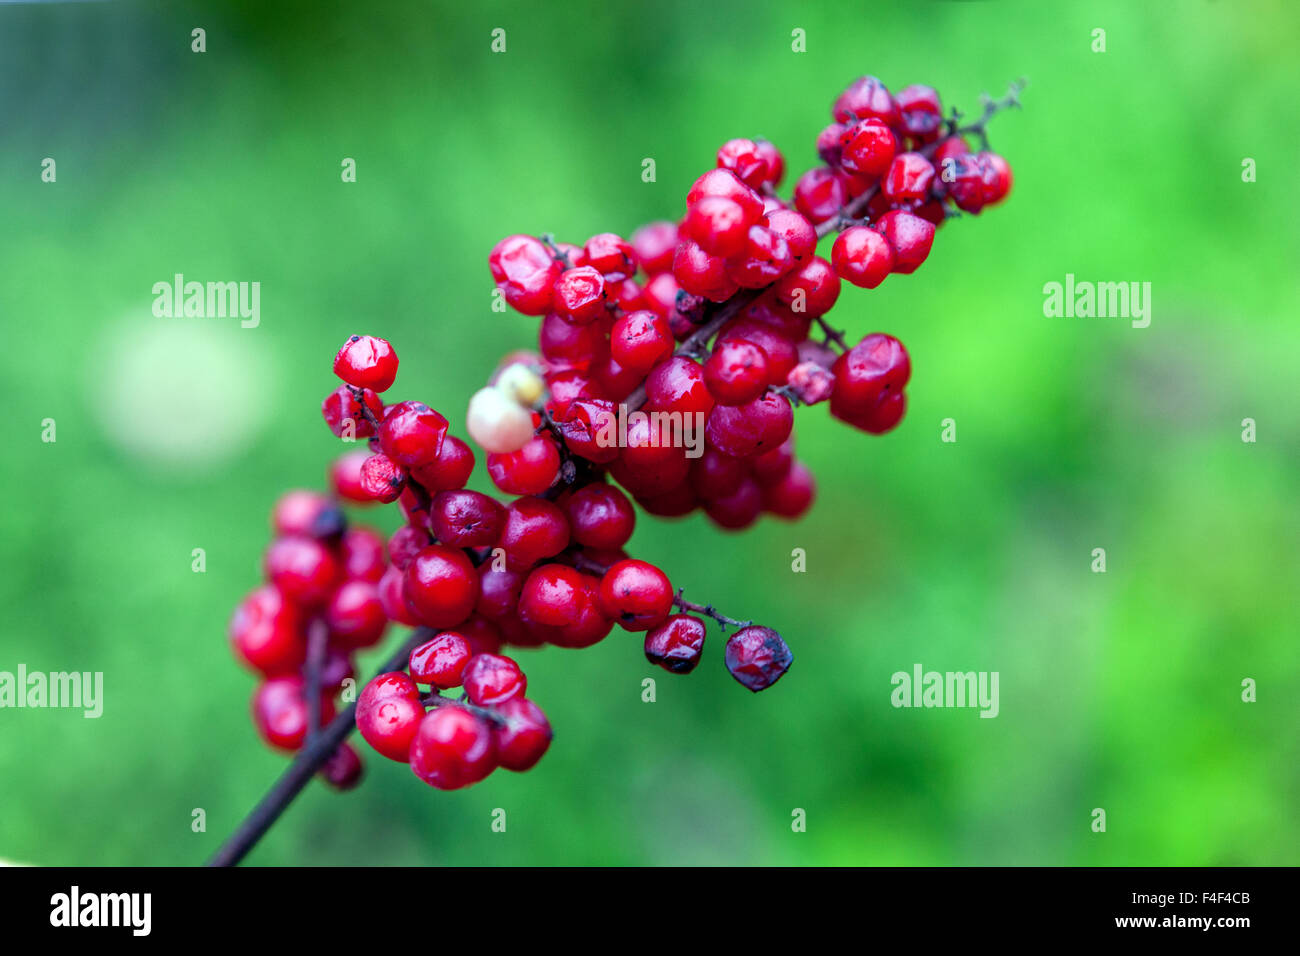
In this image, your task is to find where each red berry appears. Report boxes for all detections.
[725,625,793,691]
[753,140,785,187]
[644,614,706,673]
[429,490,505,548]
[874,210,934,274]
[833,75,899,127]
[686,195,752,258]
[325,579,388,649]
[409,631,472,688]
[840,118,897,177]
[704,338,769,406]
[253,676,332,752]
[686,168,765,223]
[981,152,1013,206]
[551,265,608,325]
[792,166,846,225]
[762,461,816,518]
[882,152,936,205]
[476,563,524,621]
[491,697,553,772]
[716,317,798,385]
[726,224,794,289]
[320,743,364,790]
[703,475,762,530]
[610,309,674,374]
[497,496,570,570]
[463,653,527,706]
[598,559,673,632]
[330,450,373,503]
[785,360,835,406]
[333,335,399,392]
[563,482,635,550]
[409,436,475,492]
[359,453,406,503]
[644,357,714,418]
[379,401,449,468]
[490,235,563,315]
[716,137,773,190]
[690,445,748,499]
[404,544,479,628]
[673,239,738,302]
[774,256,841,316]
[229,585,305,676]
[321,384,384,439]
[387,524,427,571]
[409,706,497,790]
[378,564,420,626]
[761,208,817,265]
[705,391,793,458]
[518,563,591,628]
[631,221,679,275]
[583,232,638,280]
[816,122,847,166]
[339,526,387,582]
[554,397,619,464]
[356,672,424,762]
[830,332,911,427]
[832,225,894,289]
[895,84,943,143]
[264,535,339,606]
[486,433,560,496]
[539,311,602,370]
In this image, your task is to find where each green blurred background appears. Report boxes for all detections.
[1,0,1296,866]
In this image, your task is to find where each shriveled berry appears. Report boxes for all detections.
[725,625,793,691]
[882,152,936,205]
[551,265,607,325]
[359,453,406,503]
[726,224,795,289]
[430,489,504,548]
[895,84,943,143]
[840,118,897,177]
[874,210,935,274]
[644,614,706,673]
[583,233,638,280]
[490,235,562,315]
[321,384,384,439]
[705,391,793,458]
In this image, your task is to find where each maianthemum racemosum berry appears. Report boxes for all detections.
[221,74,1020,841]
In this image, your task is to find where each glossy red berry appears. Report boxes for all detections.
[725,625,793,691]
[486,433,561,496]
[356,672,424,762]
[408,435,475,492]
[359,453,406,503]
[330,450,373,503]
[498,496,570,570]
[644,614,706,673]
[583,233,637,280]
[833,75,899,127]
[896,84,943,143]
[874,210,935,274]
[252,676,331,752]
[705,391,793,458]
[774,256,841,316]
[882,152,936,205]
[333,335,399,393]
[644,357,714,418]
[404,544,479,628]
[672,239,738,302]
[704,338,769,406]
[229,585,305,676]
[762,461,816,518]
[325,579,388,649]
[379,401,449,468]
[630,221,679,275]
[490,235,563,315]
[518,563,591,628]
[703,475,763,529]
[686,168,765,223]
[598,559,673,631]
[409,706,497,790]
[686,195,752,258]
[264,535,339,606]
[761,208,817,265]
[463,653,527,706]
[551,265,608,325]
[792,166,846,225]
[726,224,794,289]
[491,697,553,772]
[320,743,364,790]
[832,225,894,289]
[716,137,774,191]
[409,631,472,688]
[830,333,911,434]
[428,490,504,548]
[339,526,387,582]
[840,118,897,177]
[563,482,635,550]
[610,309,674,374]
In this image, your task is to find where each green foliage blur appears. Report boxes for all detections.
[1,0,1296,866]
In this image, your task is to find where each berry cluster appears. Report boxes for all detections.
[226,74,1019,802]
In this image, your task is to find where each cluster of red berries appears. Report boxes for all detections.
[229,488,393,789]
[228,74,1017,795]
